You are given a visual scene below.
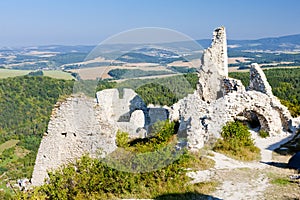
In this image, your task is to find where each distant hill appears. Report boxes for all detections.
[197,34,300,51]
[1,33,300,72]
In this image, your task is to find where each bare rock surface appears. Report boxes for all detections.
[249,63,273,96]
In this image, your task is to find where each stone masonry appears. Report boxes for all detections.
[171,27,293,151]
[32,89,168,186]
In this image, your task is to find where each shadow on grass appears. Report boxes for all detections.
[154,192,221,200]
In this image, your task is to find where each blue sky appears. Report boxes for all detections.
[1,0,300,46]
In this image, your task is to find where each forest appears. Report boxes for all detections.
[0,76,73,197]
[108,68,174,80]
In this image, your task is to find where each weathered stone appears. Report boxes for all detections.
[249,63,273,96]
[31,96,117,186]
[130,110,145,128]
[223,78,245,95]
[32,88,169,185]
[197,26,228,103]
[170,27,294,151]
[96,88,148,123]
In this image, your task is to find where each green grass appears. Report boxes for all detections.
[258,130,270,138]
[0,69,74,80]
[0,69,30,78]
[271,178,291,185]
[43,70,74,80]
[0,140,19,154]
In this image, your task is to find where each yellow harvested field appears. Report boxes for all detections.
[167,59,201,68]
[69,64,175,80]
[70,66,112,80]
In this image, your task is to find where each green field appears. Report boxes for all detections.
[43,70,74,80]
[0,69,74,80]
[0,69,30,78]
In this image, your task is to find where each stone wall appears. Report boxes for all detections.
[32,89,169,185]
[31,96,117,186]
[171,27,294,151]
[96,88,149,138]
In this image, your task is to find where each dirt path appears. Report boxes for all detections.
[187,131,295,200]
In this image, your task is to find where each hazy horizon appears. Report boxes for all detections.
[1,0,300,47]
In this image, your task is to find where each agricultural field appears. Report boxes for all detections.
[0,69,74,80]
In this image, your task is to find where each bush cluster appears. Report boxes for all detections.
[20,121,215,199]
[213,121,260,161]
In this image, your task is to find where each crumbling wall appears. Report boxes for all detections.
[171,27,293,151]
[96,89,149,138]
[31,96,117,186]
[32,89,169,185]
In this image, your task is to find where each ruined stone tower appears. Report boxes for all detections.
[197,26,228,103]
[172,27,293,151]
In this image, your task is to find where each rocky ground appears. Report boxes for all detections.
[186,131,300,200]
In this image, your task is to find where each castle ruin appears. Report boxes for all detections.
[31,27,296,185]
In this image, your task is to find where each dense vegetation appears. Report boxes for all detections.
[228,50,300,67]
[0,76,73,197]
[108,68,174,80]
[116,52,183,64]
[169,66,197,73]
[118,73,198,106]
[21,121,216,199]
[27,70,43,76]
[229,68,300,117]
[213,121,260,161]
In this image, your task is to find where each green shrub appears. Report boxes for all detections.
[258,130,269,138]
[20,120,216,199]
[213,121,260,161]
[116,131,129,148]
